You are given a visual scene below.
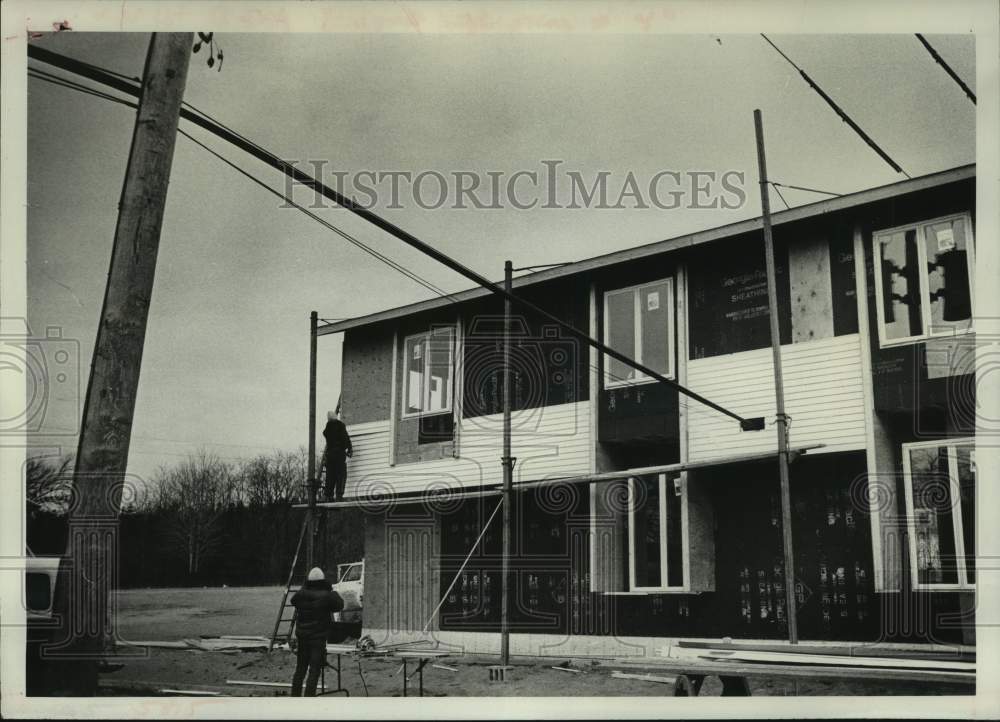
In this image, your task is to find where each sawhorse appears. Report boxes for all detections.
[318,651,349,696]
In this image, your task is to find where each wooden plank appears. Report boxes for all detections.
[160,689,222,696]
[227,680,290,688]
[610,671,677,685]
[676,640,975,662]
[119,640,190,649]
[695,649,975,672]
[597,659,974,685]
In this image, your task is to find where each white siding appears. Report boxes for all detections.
[345,402,591,498]
[686,334,866,462]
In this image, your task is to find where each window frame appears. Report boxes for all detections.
[602,277,675,389]
[901,437,976,591]
[626,473,686,592]
[400,325,457,420]
[871,212,976,349]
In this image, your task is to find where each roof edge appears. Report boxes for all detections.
[318,163,974,336]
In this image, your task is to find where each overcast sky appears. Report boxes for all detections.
[25,31,975,483]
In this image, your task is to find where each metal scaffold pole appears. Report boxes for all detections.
[754,109,799,644]
[500,260,514,667]
[307,310,318,568]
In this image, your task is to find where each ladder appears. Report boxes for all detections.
[268,516,311,652]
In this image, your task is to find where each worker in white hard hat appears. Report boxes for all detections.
[290,567,344,696]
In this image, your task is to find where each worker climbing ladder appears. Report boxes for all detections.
[268,512,325,652]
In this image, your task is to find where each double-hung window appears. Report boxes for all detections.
[402,326,455,418]
[603,278,674,388]
[902,438,976,590]
[628,474,685,591]
[873,213,975,347]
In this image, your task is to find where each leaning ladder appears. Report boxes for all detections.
[268,515,311,652]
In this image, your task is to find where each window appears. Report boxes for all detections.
[340,564,362,583]
[902,438,976,590]
[402,326,455,418]
[603,278,674,388]
[627,473,684,591]
[873,213,975,346]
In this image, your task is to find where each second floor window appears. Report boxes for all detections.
[603,278,675,388]
[402,326,455,418]
[873,213,974,347]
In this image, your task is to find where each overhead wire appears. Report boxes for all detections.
[27,61,773,436]
[770,182,791,210]
[177,127,457,301]
[760,34,909,178]
[28,44,750,426]
[915,34,976,104]
[769,181,842,198]
[30,66,465,304]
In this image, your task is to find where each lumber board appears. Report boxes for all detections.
[694,649,975,672]
[119,640,189,649]
[610,671,676,685]
[676,640,975,662]
[227,679,290,687]
[597,659,974,686]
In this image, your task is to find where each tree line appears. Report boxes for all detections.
[26,449,363,588]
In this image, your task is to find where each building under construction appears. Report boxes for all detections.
[312,164,976,655]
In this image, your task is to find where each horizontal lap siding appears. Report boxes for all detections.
[686,335,866,462]
[345,402,591,497]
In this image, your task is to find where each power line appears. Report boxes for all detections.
[915,34,976,105]
[770,183,791,210]
[760,34,909,178]
[28,44,750,427]
[177,128,456,301]
[28,68,457,302]
[769,181,842,198]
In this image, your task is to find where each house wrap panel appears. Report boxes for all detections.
[686,334,866,461]
[344,401,591,498]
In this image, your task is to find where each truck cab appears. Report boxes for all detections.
[331,560,363,624]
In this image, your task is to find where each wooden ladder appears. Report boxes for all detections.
[268,516,311,652]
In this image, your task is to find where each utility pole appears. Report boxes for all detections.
[500,260,514,668]
[307,310,318,568]
[753,109,798,644]
[47,34,193,694]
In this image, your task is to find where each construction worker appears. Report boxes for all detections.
[321,410,352,501]
[290,567,344,696]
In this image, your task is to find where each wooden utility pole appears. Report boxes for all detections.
[500,260,514,667]
[46,33,193,694]
[307,310,318,568]
[753,109,798,644]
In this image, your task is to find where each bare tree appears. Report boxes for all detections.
[25,455,73,516]
[150,450,236,576]
[234,446,308,507]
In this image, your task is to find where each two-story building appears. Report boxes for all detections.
[318,164,977,656]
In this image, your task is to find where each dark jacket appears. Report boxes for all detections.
[291,580,344,642]
[323,418,352,456]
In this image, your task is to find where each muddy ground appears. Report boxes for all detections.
[104,586,965,697]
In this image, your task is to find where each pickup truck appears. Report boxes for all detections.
[331,560,363,624]
[25,556,61,694]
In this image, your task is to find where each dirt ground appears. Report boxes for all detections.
[105,586,967,698]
